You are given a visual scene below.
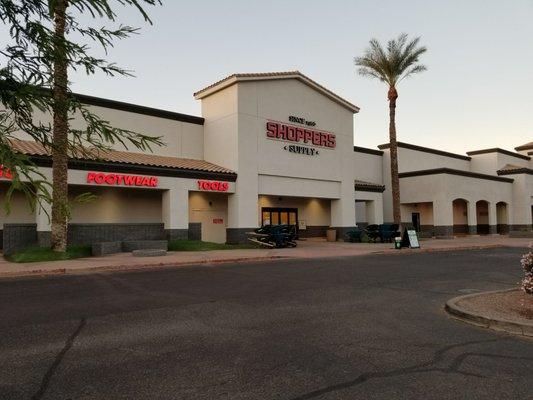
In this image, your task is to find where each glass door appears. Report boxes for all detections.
[261,207,298,231]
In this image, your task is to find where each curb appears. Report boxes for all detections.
[445,288,533,338]
[0,243,524,280]
[0,255,289,279]
[380,244,506,255]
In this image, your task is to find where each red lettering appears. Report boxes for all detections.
[94,173,105,184]
[304,130,313,143]
[295,128,305,142]
[123,175,136,185]
[277,124,288,140]
[105,174,117,185]
[286,126,297,141]
[265,121,336,148]
[312,132,321,146]
[197,180,229,192]
[266,122,277,138]
[320,133,328,147]
[3,168,12,179]
[86,172,158,187]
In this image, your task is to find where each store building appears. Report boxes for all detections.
[1,71,532,254]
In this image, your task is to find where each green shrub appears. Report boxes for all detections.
[168,240,253,252]
[6,245,92,263]
[360,233,371,243]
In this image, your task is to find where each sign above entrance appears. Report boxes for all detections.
[288,115,316,127]
[197,180,229,192]
[86,172,159,187]
[266,121,336,149]
[283,145,319,156]
[0,165,13,180]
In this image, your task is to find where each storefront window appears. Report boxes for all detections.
[289,212,297,226]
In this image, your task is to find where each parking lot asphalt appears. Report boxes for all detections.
[0,247,532,399]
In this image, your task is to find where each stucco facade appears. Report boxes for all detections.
[355,142,532,238]
[1,71,532,252]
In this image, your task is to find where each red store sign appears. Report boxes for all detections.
[0,165,13,180]
[197,180,229,192]
[266,121,336,148]
[87,172,158,187]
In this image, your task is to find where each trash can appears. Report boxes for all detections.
[326,228,337,242]
[394,236,402,249]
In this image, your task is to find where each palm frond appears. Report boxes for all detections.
[355,33,427,88]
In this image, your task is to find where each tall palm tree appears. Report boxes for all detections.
[355,33,427,227]
[50,0,69,252]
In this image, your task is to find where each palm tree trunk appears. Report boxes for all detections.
[388,86,401,227]
[51,0,69,252]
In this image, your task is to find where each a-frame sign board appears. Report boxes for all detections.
[401,229,420,249]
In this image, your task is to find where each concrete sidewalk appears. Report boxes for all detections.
[0,236,530,278]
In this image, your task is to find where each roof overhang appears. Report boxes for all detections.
[194,71,360,113]
[466,147,530,161]
[399,168,514,183]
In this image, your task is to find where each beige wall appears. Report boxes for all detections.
[476,201,489,225]
[258,196,331,227]
[69,186,163,223]
[496,202,509,224]
[355,190,384,225]
[401,202,434,225]
[202,85,239,171]
[399,173,513,228]
[201,77,357,230]
[189,191,228,243]
[452,199,468,225]
[470,152,529,176]
[0,184,35,225]
[354,152,383,185]
[8,103,204,160]
[355,201,367,223]
[381,147,471,222]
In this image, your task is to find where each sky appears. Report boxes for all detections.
[14,0,533,154]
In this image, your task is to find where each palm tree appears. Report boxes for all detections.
[50,0,69,252]
[355,33,427,227]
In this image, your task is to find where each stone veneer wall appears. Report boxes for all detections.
[434,225,454,238]
[298,225,328,238]
[226,228,254,244]
[188,223,201,241]
[3,223,38,255]
[509,224,532,232]
[67,223,166,245]
[453,224,468,234]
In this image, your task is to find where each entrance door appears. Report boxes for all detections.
[411,212,421,232]
[261,208,298,230]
